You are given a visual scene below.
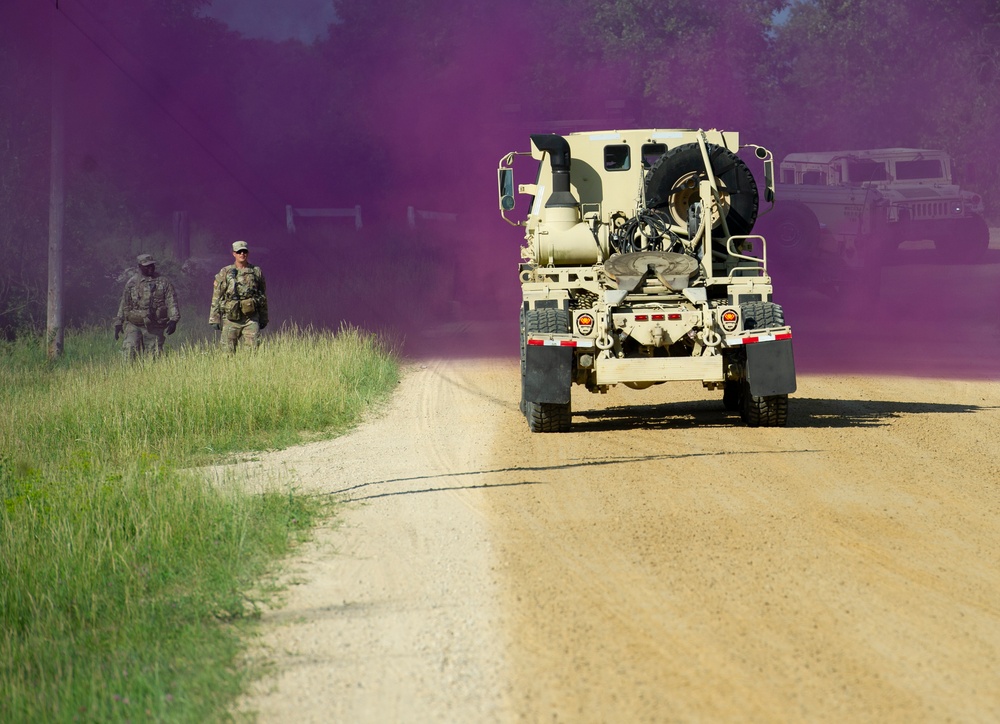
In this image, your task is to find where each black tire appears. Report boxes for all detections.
[933,214,990,263]
[644,142,759,237]
[740,301,784,330]
[740,382,788,427]
[723,379,742,411]
[521,308,572,433]
[737,301,788,426]
[755,202,820,268]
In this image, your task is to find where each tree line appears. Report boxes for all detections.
[1,0,998,335]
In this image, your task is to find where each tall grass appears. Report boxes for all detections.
[0,324,399,722]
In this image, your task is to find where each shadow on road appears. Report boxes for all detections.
[573,397,992,431]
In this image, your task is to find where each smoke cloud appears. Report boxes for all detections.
[1,0,998,378]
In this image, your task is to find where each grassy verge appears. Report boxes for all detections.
[0,325,399,722]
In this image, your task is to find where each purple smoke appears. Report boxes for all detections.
[1,0,998,377]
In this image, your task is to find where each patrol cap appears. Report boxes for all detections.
[137,254,155,266]
[232,240,249,252]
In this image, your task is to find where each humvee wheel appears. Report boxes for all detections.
[756,202,820,272]
[934,214,990,263]
[521,308,572,433]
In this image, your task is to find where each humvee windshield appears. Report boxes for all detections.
[895,159,945,181]
[846,160,888,183]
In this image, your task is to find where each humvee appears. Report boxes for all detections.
[760,148,989,273]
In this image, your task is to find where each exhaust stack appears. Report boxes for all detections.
[531,134,579,209]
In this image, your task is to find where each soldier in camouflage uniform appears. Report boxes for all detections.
[208,240,268,352]
[114,253,180,360]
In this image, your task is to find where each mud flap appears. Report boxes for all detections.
[523,346,572,404]
[746,339,796,397]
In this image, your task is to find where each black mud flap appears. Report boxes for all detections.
[523,346,572,404]
[746,339,796,397]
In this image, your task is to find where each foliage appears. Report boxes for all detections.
[2,0,1000,334]
[571,0,785,130]
[768,0,1000,210]
[0,325,399,721]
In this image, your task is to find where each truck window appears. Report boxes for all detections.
[802,171,827,185]
[846,160,888,183]
[604,145,631,171]
[641,143,665,169]
[896,159,944,180]
[781,168,796,184]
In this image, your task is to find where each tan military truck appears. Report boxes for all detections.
[498,129,796,432]
[760,148,989,274]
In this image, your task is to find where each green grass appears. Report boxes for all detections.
[0,324,399,722]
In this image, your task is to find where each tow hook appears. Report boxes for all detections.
[700,329,722,347]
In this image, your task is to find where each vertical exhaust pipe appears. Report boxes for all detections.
[531,134,579,209]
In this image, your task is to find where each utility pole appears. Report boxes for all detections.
[46,5,66,359]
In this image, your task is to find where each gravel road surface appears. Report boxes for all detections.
[235,353,1000,722]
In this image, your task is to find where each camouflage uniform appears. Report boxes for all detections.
[114,254,180,360]
[209,260,268,352]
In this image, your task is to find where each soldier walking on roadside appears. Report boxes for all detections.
[114,254,180,360]
[208,240,268,352]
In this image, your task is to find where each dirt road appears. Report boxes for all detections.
[236,356,1000,722]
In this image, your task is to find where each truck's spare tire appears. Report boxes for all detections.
[645,143,759,237]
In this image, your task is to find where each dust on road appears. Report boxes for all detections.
[236,358,1000,722]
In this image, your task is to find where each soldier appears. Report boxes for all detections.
[114,253,180,360]
[208,240,268,352]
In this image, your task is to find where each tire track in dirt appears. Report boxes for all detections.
[236,360,1000,722]
[484,369,1000,722]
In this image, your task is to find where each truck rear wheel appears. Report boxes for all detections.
[521,308,572,433]
[723,380,742,411]
[741,385,788,427]
[737,301,789,427]
[644,142,759,236]
[740,300,784,329]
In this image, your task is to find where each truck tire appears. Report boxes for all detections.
[737,301,789,427]
[722,379,742,411]
[521,308,572,433]
[741,385,788,427]
[740,301,784,330]
[644,142,759,237]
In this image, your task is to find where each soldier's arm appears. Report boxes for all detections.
[114,280,131,325]
[165,279,180,322]
[257,268,268,326]
[208,269,225,324]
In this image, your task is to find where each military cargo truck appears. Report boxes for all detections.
[498,129,796,432]
[759,148,989,275]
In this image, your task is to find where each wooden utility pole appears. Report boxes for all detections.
[173,211,190,261]
[46,8,66,359]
